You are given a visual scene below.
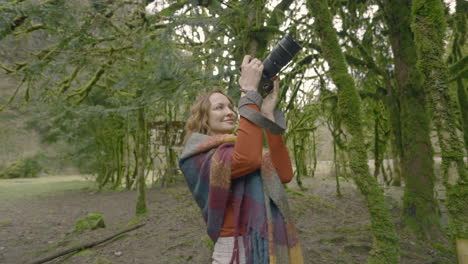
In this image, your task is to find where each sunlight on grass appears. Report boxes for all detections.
[0,175,96,201]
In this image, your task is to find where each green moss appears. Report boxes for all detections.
[446,183,468,239]
[73,249,93,257]
[412,0,446,33]
[431,242,456,257]
[126,216,143,227]
[74,212,106,233]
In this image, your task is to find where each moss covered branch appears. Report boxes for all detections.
[0,78,25,112]
[0,14,27,41]
[157,0,191,17]
[13,24,44,36]
[66,61,111,103]
[0,62,15,74]
[267,0,294,29]
[59,65,82,94]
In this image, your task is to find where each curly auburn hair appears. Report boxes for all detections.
[183,89,237,143]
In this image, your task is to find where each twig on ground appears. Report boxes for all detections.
[27,223,146,264]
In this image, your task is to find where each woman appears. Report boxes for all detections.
[179,55,303,264]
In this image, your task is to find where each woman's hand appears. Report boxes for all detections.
[261,76,280,121]
[239,55,263,93]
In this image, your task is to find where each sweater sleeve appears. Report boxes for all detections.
[231,104,263,179]
[266,131,293,184]
[231,104,293,183]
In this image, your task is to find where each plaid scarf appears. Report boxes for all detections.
[179,133,303,264]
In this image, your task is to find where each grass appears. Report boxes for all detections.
[0,175,96,201]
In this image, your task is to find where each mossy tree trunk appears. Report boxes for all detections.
[412,0,467,184]
[373,113,381,179]
[381,0,442,240]
[291,127,312,190]
[311,130,318,178]
[450,0,468,158]
[307,0,400,262]
[344,27,404,186]
[135,101,148,216]
[372,107,391,185]
[457,79,468,155]
[331,132,342,197]
[382,82,404,186]
[325,114,344,197]
[411,0,467,242]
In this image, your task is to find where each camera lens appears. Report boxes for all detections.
[262,34,302,79]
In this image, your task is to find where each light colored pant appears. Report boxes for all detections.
[212,237,246,264]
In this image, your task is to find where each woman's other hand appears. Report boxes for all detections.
[239,55,263,93]
[261,76,280,121]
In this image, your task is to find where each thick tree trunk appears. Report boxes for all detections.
[307,0,400,262]
[452,0,467,155]
[382,0,442,239]
[411,0,468,244]
[412,0,466,184]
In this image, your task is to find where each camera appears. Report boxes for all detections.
[258,34,302,95]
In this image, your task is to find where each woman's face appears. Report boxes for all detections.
[207,93,236,135]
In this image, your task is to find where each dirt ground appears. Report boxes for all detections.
[0,172,456,264]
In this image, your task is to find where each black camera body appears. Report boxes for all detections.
[258,34,302,95]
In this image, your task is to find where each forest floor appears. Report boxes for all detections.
[0,168,457,264]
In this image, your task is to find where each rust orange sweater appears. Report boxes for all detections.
[219,104,293,237]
